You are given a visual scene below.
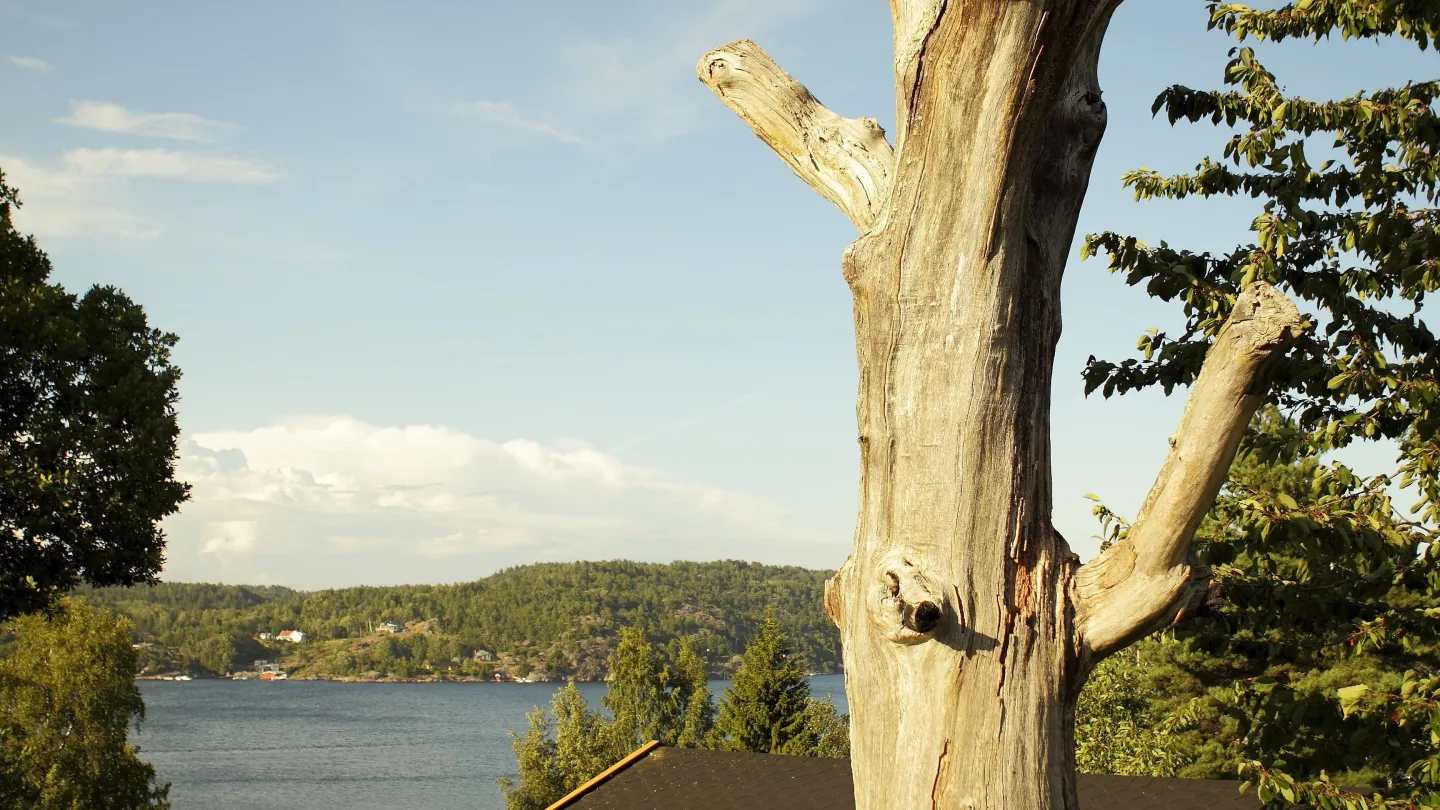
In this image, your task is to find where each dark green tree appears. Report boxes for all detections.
[603,626,670,746]
[1082,439,1434,786]
[673,636,714,749]
[713,609,812,755]
[1084,3,1440,806]
[0,172,189,621]
[0,597,170,809]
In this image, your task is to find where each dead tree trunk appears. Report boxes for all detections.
[698,4,1302,810]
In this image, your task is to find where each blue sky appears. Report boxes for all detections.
[1,0,1431,589]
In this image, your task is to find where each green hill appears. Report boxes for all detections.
[70,560,841,681]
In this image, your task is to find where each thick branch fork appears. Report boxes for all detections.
[696,40,894,232]
[1076,282,1304,658]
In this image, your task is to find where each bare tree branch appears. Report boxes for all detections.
[697,39,894,232]
[1076,282,1303,658]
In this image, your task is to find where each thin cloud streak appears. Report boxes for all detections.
[0,154,164,240]
[58,100,237,143]
[7,54,52,72]
[442,100,583,144]
[61,148,280,184]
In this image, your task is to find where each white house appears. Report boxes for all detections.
[378,621,402,634]
[277,630,307,643]
[473,649,496,662]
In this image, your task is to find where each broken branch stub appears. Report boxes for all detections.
[696,39,895,232]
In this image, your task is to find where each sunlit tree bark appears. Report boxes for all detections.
[697,4,1302,808]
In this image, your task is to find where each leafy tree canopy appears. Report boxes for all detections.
[0,597,170,809]
[1082,2,1440,807]
[0,171,189,621]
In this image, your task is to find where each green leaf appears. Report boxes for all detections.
[1336,685,1371,718]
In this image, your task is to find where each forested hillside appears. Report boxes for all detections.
[65,560,841,680]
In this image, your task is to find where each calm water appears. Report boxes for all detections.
[135,675,848,810]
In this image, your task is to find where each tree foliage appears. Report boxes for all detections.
[72,560,842,679]
[497,682,622,810]
[1077,443,1435,795]
[1075,646,1185,778]
[713,608,814,756]
[499,620,848,810]
[0,598,170,809]
[1082,3,1440,806]
[673,636,715,748]
[0,171,189,621]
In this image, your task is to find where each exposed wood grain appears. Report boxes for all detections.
[694,1,1288,809]
[697,40,894,232]
[1075,283,1303,658]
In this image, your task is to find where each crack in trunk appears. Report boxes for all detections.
[931,738,952,809]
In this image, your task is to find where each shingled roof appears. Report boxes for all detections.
[546,743,1264,810]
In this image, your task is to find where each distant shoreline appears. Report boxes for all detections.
[136,673,844,684]
[135,675,576,684]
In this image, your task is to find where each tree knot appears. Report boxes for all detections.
[867,552,947,645]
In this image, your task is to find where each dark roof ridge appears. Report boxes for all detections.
[544,740,660,810]
[549,745,1288,810]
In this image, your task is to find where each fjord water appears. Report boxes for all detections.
[136,675,849,810]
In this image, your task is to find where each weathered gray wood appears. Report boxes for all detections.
[1076,283,1303,658]
[697,40,894,232]
[698,3,1302,809]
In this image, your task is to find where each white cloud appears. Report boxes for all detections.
[441,100,582,144]
[62,147,279,183]
[12,202,163,240]
[202,521,258,556]
[161,415,830,588]
[3,145,279,239]
[58,100,236,143]
[0,154,163,239]
[8,54,52,72]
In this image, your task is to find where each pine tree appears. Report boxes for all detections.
[602,626,670,747]
[501,629,712,809]
[714,609,812,755]
[673,636,714,749]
